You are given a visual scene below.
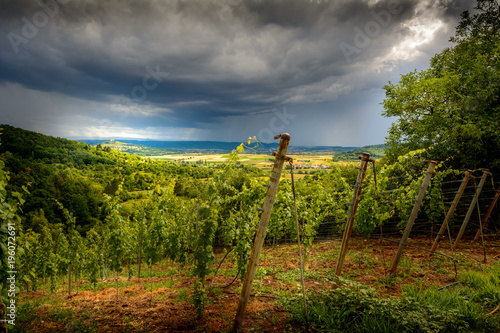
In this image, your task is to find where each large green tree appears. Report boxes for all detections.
[382,0,500,170]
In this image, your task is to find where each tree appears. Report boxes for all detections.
[104,177,121,196]
[382,0,500,170]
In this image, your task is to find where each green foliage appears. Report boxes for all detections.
[83,228,101,289]
[281,276,500,332]
[354,150,461,235]
[141,212,165,271]
[104,197,129,274]
[8,300,42,333]
[458,264,500,309]
[17,231,38,292]
[0,138,25,305]
[192,205,217,315]
[382,0,500,171]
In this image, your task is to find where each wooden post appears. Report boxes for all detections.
[334,152,370,276]
[69,212,73,295]
[473,186,500,241]
[68,262,72,295]
[390,160,436,274]
[288,159,309,328]
[196,203,199,230]
[233,133,290,332]
[453,170,489,248]
[430,170,472,252]
[138,210,144,279]
[194,203,200,245]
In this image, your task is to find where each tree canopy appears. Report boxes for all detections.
[382,0,500,171]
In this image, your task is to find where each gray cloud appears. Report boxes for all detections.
[0,0,476,144]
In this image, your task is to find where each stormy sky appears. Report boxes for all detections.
[0,0,475,146]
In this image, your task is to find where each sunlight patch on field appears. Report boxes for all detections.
[145,153,355,170]
[147,154,229,162]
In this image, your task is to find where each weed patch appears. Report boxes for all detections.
[281,276,500,332]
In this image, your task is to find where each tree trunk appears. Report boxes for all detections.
[116,271,119,301]
[138,236,142,279]
[25,265,29,292]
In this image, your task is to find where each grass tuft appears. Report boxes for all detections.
[280,273,500,333]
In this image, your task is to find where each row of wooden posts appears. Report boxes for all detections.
[233,133,499,331]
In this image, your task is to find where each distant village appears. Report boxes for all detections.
[293,163,331,170]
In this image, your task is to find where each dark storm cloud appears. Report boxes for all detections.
[0,0,476,142]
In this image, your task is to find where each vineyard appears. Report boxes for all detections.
[0,130,499,332]
[0,1,498,331]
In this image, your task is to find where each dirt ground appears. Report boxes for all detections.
[19,235,499,332]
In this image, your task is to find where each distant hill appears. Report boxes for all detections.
[81,139,279,155]
[80,139,360,156]
[0,125,215,233]
[331,144,387,161]
[0,124,118,166]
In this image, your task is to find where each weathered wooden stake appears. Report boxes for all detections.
[334,152,370,276]
[290,159,309,329]
[475,199,487,262]
[68,262,72,295]
[233,133,290,332]
[453,170,489,248]
[138,210,144,279]
[430,170,472,252]
[390,160,436,274]
[473,186,500,241]
[196,203,199,230]
[68,212,73,295]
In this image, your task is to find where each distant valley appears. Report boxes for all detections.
[79,139,386,161]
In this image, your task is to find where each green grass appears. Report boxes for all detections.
[8,300,42,333]
[175,288,190,302]
[281,271,500,333]
[79,280,117,292]
[143,279,176,292]
[350,250,377,268]
[459,264,500,309]
[375,274,398,288]
[9,301,98,333]
[311,248,338,263]
[276,268,301,283]
[61,311,97,333]
[218,265,240,278]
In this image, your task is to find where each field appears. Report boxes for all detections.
[17,235,500,332]
[147,153,355,179]
[147,153,334,165]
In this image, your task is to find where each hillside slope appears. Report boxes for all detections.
[0,125,213,233]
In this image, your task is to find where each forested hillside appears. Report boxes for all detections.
[0,125,219,234]
[331,144,386,162]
